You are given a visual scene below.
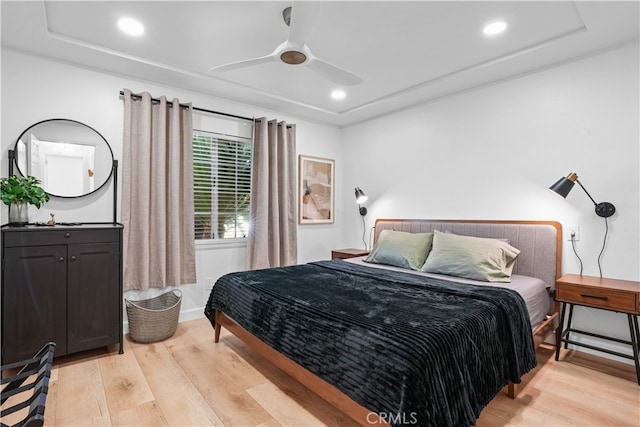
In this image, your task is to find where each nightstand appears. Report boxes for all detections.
[331,248,369,260]
[555,274,640,384]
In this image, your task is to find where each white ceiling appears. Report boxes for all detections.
[2,1,638,127]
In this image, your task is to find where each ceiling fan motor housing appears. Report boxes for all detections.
[280,50,307,64]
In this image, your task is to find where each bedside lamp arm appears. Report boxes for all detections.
[575,179,598,207]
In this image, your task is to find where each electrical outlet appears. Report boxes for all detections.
[204,277,215,292]
[566,225,580,241]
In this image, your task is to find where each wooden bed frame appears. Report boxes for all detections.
[213,219,563,426]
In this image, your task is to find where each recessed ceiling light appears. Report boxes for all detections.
[483,21,508,36]
[118,17,144,37]
[331,89,346,100]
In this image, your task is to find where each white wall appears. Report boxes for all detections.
[341,43,640,363]
[3,44,638,363]
[1,49,343,327]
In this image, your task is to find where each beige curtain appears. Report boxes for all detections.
[246,118,297,269]
[121,89,196,290]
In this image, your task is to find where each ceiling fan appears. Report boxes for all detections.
[209,2,362,86]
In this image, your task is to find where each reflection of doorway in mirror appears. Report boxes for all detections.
[29,135,96,196]
[16,137,27,173]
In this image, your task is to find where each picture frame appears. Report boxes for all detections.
[298,155,335,224]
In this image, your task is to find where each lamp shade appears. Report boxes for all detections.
[354,187,368,204]
[549,172,577,198]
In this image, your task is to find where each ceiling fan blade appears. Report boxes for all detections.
[307,57,363,86]
[287,1,321,46]
[209,53,276,73]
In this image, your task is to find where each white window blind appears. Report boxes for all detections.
[193,130,252,240]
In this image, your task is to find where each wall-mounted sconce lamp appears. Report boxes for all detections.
[549,172,616,278]
[355,187,368,216]
[549,172,616,217]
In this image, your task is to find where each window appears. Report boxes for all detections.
[193,130,252,240]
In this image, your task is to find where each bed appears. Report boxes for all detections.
[205,219,562,426]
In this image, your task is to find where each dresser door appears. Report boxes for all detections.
[2,245,68,363]
[66,242,120,354]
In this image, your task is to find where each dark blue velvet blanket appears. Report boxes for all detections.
[204,260,536,426]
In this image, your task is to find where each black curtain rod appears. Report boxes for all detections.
[119,90,253,122]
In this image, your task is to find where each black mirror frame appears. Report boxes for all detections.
[12,118,115,199]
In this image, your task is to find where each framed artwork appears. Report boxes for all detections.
[298,155,335,224]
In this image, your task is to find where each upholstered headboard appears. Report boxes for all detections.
[374,219,562,289]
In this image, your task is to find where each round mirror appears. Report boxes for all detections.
[13,119,114,198]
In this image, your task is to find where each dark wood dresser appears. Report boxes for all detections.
[1,224,124,364]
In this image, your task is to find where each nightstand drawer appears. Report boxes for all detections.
[556,283,638,313]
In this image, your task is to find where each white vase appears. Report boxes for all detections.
[9,201,28,226]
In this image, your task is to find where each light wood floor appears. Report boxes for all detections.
[4,318,639,426]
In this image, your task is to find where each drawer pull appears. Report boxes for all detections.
[64,232,71,238]
[580,293,608,301]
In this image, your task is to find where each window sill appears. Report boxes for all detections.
[195,238,247,251]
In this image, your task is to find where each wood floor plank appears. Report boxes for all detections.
[109,400,168,426]
[170,340,272,426]
[38,318,640,427]
[131,340,225,426]
[256,419,284,427]
[53,358,111,425]
[479,393,572,427]
[98,339,155,415]
[162,318,216,352]
[247,382,327,426]
[43,366,59,427]
[522,376,638,426]
[478,344,640,427]
[189,330,271,390]
[220,329,364,427]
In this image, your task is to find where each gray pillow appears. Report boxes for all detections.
[364,230,433,270]
[420,230,520,282]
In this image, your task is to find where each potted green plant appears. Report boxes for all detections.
[0,175,50,226]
